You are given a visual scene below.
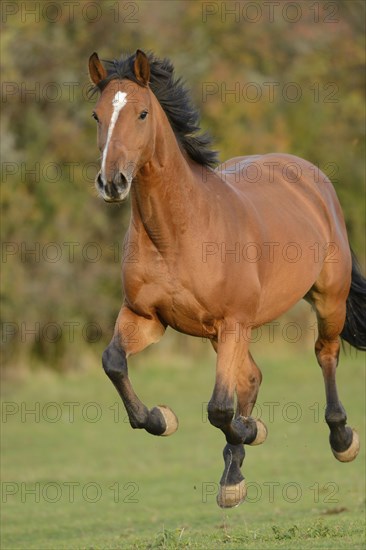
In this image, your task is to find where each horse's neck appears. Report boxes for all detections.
[130,132,203,252]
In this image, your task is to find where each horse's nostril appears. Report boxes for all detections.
[120,173,128,187]
[97,173,103,189]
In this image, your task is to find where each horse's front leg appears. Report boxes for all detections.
[102,305,178,436]
[208,323,266,508]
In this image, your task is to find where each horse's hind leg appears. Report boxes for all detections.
[313,290,360,462]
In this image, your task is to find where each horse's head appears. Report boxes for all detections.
[89,50,155,202]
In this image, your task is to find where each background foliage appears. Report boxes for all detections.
[1,0,365,371]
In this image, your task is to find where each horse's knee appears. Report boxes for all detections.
[207,402,234,429]
[102,342,127,380]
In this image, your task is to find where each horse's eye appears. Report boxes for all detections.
[139,110,148,120]
[92,112,99,122]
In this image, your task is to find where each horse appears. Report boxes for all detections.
[88,49,365,508]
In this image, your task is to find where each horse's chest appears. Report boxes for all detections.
[123,258,215,338]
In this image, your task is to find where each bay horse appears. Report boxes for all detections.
[88,50,365,508]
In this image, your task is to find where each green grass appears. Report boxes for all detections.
[1,340,365,549]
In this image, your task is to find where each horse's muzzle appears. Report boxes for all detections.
[96,172,132,202]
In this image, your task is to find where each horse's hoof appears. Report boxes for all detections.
[156,405,179,436]
[216,480,246,508]
[249,418,267,446]
[331,429,360,462]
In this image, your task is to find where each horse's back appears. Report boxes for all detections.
[214,153,351,323]
[216,152,348,246]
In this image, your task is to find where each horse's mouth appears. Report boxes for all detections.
[102,187,129,202]
[103,195,127,203]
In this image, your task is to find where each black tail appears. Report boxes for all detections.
[340,250,366,351]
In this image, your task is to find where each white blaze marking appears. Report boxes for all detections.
[101,91,127,182]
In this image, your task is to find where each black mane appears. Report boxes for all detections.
[91,52,218,168]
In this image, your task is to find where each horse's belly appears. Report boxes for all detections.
[124,269,217,338]
[152,284,216,338]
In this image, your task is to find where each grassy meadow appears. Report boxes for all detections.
[1,334,365,549]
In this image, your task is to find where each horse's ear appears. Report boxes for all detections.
[89,52,107,85]
[133,50,150,86]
